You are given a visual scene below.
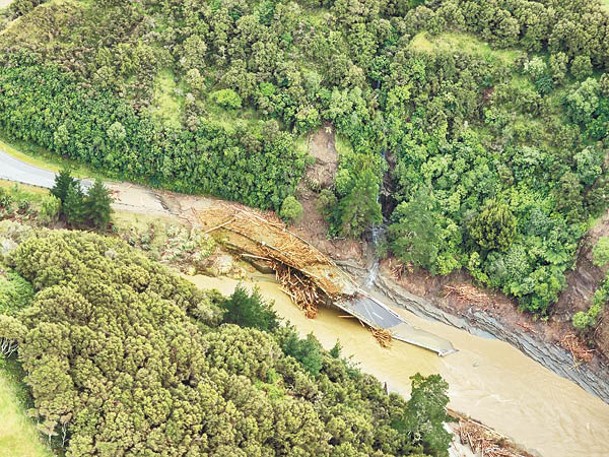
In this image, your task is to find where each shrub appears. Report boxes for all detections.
[221,285,278,332]
[210,89,242,109]
[279,196,303,222]
[0,188,14,217]
[38,195,61,224]
[571,55,593,80]
[0,269,34,315]
[592,237,609,267]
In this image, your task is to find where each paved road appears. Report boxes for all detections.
[340,293,457,356]
[0,149,94,190]
[0,150,58,188]
[349,296,403,328]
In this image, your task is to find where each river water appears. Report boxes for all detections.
[186,274,609,457]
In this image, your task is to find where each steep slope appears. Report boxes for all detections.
[1,0,609,318]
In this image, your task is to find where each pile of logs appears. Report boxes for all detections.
[453,414,537,457]
[200,206,352,299]
[371,328,393,348]
[273,262,324,319]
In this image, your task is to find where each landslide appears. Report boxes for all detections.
[3,0,609,384]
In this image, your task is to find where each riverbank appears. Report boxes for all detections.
[2,133,607,394]
[2,142,609,454]
[363,261,609,404]
[184,272,609,457]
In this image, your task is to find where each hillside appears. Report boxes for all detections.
[0,226,452,456]
[1,0,609,323]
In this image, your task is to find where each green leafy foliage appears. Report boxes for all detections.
[210,89,243,110]
[221,285,278,332]
[0,188,14,217]
[38,195,61,224]
[2,0,609,315]
[278,329,324,377]
[83,179,113,230]
[389,189,443,272]
[279,195,303,223]
[0,269,33,315]
[593,237,609,267]
[401,374,451,457]
[1,229,451,456]
[469,201,517,251]
[51,170,112,229]
[573,236,609,330]
[50,167,77,205]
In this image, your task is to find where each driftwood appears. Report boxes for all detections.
[371,328,393,348]
[449,411,538,457]
[199,207,355,299]
[560,332,593,363]
[273,262,324,319]
[197,207,400,348]
[203,217,236,234]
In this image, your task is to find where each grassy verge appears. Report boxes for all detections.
[0,180,47,197]
[0,360,53,457]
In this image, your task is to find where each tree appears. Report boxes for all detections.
[403,374,451,457]
[50,167,78,204]
[549,52,568,85]
[106,121,126,143]
[53,124,70,150]
[336,167,382,238]
[389,189,442,270]
[279,196,303,223]
[280,331,324,376]
[469,200,517,251]
[221,285,278,332]
[83,179,113,230]
[570,55,593,80]
[4,229,453,456]
[210,89,242,109]
[63,184,85,226]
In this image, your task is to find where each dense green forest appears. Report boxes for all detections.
[0,227,451,456]
[2,0,609,313]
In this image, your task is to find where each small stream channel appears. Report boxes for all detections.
[186,273,609,457]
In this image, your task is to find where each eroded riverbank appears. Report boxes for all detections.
[3,144,609,455]
[186,273,609,457]
[372,272,609,403]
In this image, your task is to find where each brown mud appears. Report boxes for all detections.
[123,126,609,405]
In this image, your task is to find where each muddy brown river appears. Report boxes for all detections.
[187,274,609,457]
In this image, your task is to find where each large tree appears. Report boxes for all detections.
[50,167,78,204]
[83,179,113,230]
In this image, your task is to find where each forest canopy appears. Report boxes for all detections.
[2,0,609,312]
[0,228,451,456]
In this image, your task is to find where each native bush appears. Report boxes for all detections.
[1,229,451,456]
